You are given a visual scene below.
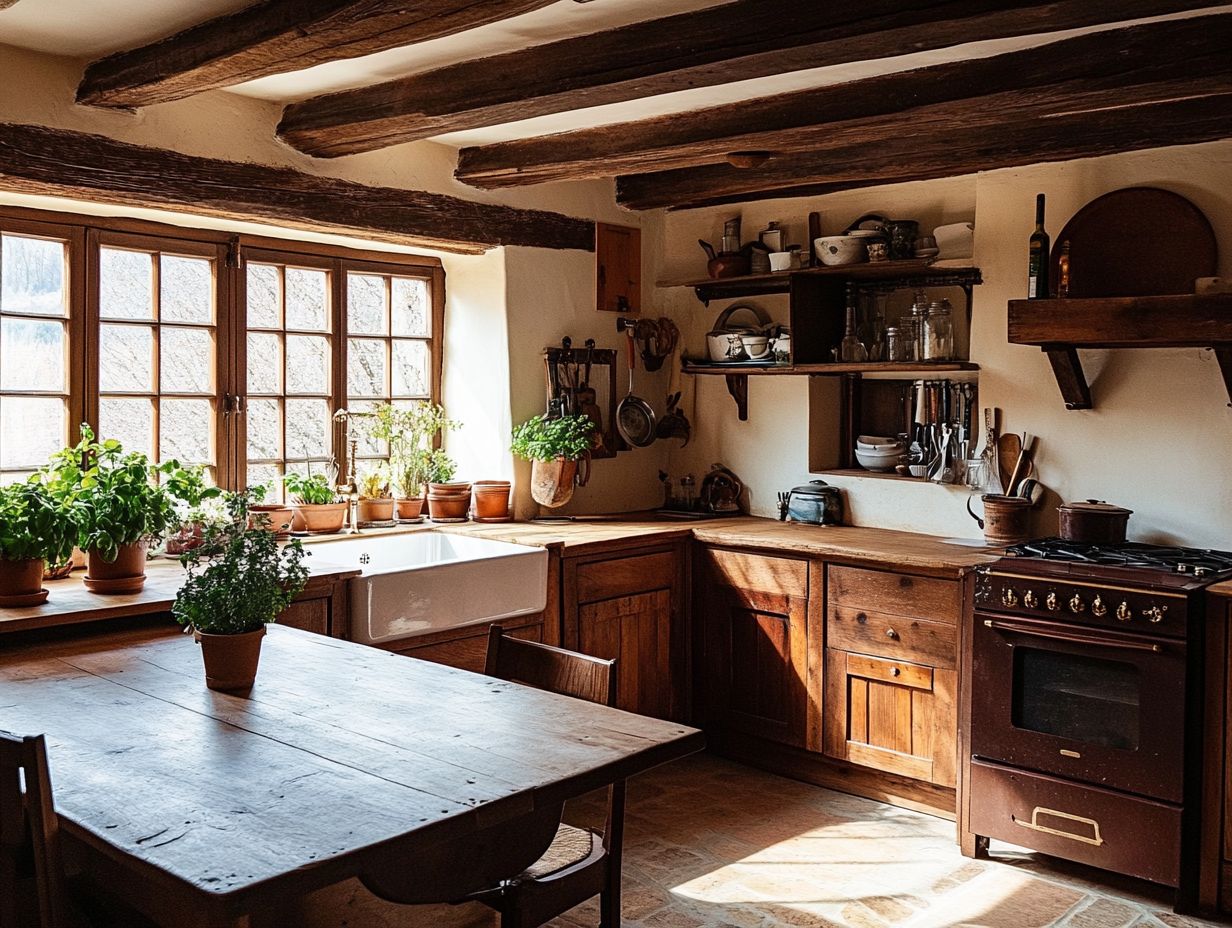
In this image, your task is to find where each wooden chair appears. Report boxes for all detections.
[474,626,625,928]
[0,731,152,928]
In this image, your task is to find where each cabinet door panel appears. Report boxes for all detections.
[703,582,809,748]
[277,598,329,635]
[579,590,673,719]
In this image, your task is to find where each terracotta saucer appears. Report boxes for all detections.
[428,517,469,524]
[82,575,147,594]
[396,517,426,525]
[0,588,50,607]
[471,516,513,523]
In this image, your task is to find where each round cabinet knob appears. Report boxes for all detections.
[1142,605,1168,624]
[1069,594,1086,614]
[1046,592,1060,612]
[1091,596,1107,617]
[1023,590,1038,609]
[1002,588,1018,608]
[1116,602,1132,622]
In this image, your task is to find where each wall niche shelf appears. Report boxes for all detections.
[1007,293,1232,409]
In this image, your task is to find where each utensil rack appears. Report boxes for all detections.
[1007,293,1232,409]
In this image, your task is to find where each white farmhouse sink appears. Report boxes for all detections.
[305,532,548,645]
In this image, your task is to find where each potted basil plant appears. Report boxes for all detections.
[41,425,174,594]
[283,462,346,534]
[0,481,79,607]
[511,414,594,508]
[173,492,309,692]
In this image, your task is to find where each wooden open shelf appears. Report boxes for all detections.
[1008,293,1232,409]
[660,261,981,304]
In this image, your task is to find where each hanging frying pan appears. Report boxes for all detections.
[617,329,656,447]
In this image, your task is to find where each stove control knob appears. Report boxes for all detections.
[1091,596,1107,617]
[1023,590,1038,609]
[1001,587,1018,608]
[1142,605,1168,624]
[1046,592,1060,611]
[1069,594,1086,614]
[1116,602,1133,622]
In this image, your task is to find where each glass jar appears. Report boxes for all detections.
[886,326,904,362]
[923,299,954,360]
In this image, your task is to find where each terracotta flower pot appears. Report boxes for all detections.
[165,522,205,556]
[429,482,471,496]
[84,541,148,594]
[195,626,266,692]
[427,493,470,522]
[358,498,396,524]
[248,505,294,536]
[0,557,48,607]
[291,502,348,534]
[530,457,586,509]
[396,497,425,520]
[472,481,511,521]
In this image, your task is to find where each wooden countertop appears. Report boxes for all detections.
[0,557,360,636]
[1209,580,1232,599]
[0,516,997,635]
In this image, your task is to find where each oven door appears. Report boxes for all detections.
[971,612,1186,802]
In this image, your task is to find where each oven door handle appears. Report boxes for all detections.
[982,619,1165,653]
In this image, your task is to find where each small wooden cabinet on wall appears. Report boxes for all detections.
[563,541,688,721]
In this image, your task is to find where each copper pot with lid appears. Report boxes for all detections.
[1057,499,1133,544]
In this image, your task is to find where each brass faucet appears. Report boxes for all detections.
[332,408,374,535]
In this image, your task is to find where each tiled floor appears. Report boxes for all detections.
[294,754,1223,928]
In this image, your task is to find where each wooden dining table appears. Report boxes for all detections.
[0,624,704,927]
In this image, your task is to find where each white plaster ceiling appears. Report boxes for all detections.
[1,0,1229,150]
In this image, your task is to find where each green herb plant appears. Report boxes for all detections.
[511,414,596,463]
[172,492,310,636]
[359,466,391,500]
[40,424,175,562]
[366,403,458,497]
[283,464,341,505]
[0,481,79,566]
[423,448,458,485]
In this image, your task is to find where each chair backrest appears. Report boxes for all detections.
[0,732,68,928]
[484,626,618,708]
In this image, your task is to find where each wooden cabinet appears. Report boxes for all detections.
[563,543,686,721]
[276,572,353,637]
[1200,588,1232,914]
[823,565,958,789]
[697,547,816,749]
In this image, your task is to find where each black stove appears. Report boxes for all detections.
[1005,538,1232,580]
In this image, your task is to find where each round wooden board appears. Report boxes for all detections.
[1050,187,1216,298]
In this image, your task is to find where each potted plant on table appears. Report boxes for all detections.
[283,462,347,534]
[173,492,309,692]
[511,414,594,509]
[0,481,79,607]
[41,425,174,594]
[245,484,294,536]
[425,449,469,522]
[357,466,396,524]
[163,461,223,555]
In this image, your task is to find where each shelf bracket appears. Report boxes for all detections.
[1044,348,1093,410]
[1215,348,1232,408]
[724,374,749,421]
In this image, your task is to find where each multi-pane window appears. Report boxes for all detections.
[245,258,335,495]
[96,240,219,477]
[0,206,443,493]
[0,231,73,483]
[345,268,434,475]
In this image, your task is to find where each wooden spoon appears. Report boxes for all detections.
[997,433,1021,495]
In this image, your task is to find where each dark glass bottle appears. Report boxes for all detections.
[1056,240,1071,298]
[1027,193,1050,299]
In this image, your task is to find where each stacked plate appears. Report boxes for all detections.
[854,435,907,472]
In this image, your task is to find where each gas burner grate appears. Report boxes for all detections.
[1006,538,1232,578]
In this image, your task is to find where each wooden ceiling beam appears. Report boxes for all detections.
[615,91,1232,210]
[277,0,1209,158]
[76,0,556,108]
[0,124,594,253]
[456,13,1232,189]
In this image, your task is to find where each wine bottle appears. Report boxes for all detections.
[1056,240,1071,298]
[1027,193,1050,299]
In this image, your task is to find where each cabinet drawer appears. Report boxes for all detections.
[575,550,677,603]
[828,604,956,669]
[828,565,960,624]
[700,547,807,599]
[846,652,933,690]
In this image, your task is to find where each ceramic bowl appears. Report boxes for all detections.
[707,331,746,362]
[856,435,903,451]
[855,448,905,472]
[814,236,867,267]
[740,334,771,359]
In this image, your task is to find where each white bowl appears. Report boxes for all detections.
[707,332,745,362]
[856,435,903,451]
[855,449,906,472]
[740,334,771,359]
[814,236,867,267]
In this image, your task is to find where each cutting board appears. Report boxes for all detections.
[1050,187,1217,298]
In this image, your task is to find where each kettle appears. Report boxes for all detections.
[779,480,845,526]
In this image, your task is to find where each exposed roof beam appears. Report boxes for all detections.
[277,0,1212,158]
[0,124,594,253]
[455,13,1232,190]
[77,0,556,108]
[615,91,1232,210]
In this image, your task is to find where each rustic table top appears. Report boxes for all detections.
[0,625,703,922]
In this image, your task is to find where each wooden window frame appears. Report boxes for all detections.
[0,204,445,492]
